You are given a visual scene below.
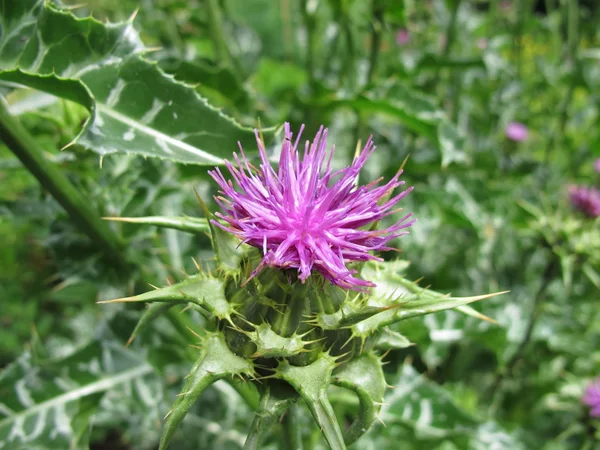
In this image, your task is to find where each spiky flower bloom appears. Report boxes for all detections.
[208,123,415,290]
[568,185,600,218]
[505,121,528,142]
[583,378,600,418]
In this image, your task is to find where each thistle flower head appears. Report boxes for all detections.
[583,378,600,418]
[396,29,410,46]
[505,122,528,142]
[568,184,600,218]
[208,123,415,290]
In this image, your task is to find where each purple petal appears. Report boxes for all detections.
[209,123,415,290]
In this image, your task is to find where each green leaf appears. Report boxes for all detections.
[194,192,247,272]
[331,353,386,445]
[348,261,506,337]
[322,81,466,166]
[159,333,254,450]
[244,382,297,450]
[373,329,413,350]
[99,274,233,320]
[103,215,210,235]
[382,364,479,438]
[415,54,485,72]
[242,323,310,359]
[277,355,346,450]
[163,59,251,108]
[127,302,177,346]
[438,119,468,168]
[0,0,272,165]
[0,342,153,449]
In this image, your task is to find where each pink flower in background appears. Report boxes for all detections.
[209,123,415,290]
[583,378,600,417]
[477,38,488,50]
[568,185,600,218]
[505,122,528,142]
[396,29,410,46]
[595,158,600,173]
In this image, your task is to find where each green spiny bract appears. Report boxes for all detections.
[102,223,504,450]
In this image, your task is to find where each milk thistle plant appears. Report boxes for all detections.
[103,124,502,449]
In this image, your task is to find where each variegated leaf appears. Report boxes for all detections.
[0,0,271,165]
[0,341,154,449]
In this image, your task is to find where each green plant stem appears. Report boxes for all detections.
[282,404,303,450]
[301,0,318,92]
[442,0,462,58]
[432,0,462,107]
[164,307,260,410]
[244,384,296,449]
[206,0,242,77]
[488,255,559,412]
[543,0,578,167]
[366,0,384,86]
[0,98,125,264]
[514,0,534,78]
[340,18,355,90]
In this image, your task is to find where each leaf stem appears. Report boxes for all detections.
[0,98,125,264]
[301,0,318,91]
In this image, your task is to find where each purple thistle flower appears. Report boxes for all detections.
[583,378,600,418]
[568,185,600,218]
[505,122,528,142]
[396,29,410,46]
[208,123,415,290]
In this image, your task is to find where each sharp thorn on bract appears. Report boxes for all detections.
[97,297,135,304]
[128,7,139,22]
[185,326,203,340]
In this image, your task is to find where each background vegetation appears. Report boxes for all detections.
[1,0,599,448]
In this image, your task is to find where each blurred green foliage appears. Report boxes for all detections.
[0,0,599,448]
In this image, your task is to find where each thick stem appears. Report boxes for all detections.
[0,98,125,264]
[282,404,303,450]
[244,383,297,450]
[308,395,346,450]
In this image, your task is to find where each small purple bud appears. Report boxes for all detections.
[396,29,410,46]
[583,378,600,418]
[477,38,488,50]
[568,185,600,218]
[595,158,600,173]
[505,122,528,142]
